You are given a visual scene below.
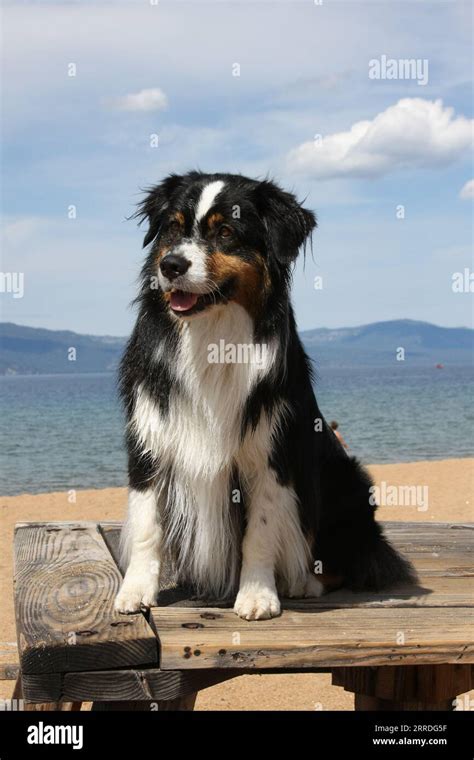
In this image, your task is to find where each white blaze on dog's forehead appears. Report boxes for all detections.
[194,180,225,224]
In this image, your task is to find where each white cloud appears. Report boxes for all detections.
[287,99,474,180]
[113,88,168,112]
[459,179,474,200]
[2,217,45,247]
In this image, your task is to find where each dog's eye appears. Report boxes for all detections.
[168,220,182,235]
[218,225,233,239]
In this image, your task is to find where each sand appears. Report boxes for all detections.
[1,458,472,709]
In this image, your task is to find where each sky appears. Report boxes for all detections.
[1,0,473,336]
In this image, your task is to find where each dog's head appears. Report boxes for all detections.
[137,171,316,319]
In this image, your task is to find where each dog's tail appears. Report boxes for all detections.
[344,522,418,591]
[314,454,418,591]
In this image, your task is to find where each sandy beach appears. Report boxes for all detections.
[1,458,472,709]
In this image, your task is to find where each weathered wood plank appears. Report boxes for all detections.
[15,520,472,680]
[99,521,473,540]
[151,606,474,670]
[146,574,474,611]
[99,524,122,565]
[332,663,472,702]
[19,672,63,702]
[61,665,328,703]
[396,554,473,577]
[14,523,158,675]
[286,576,474,608]
[100,522,474,614]
[334,663,472,711]
[62,667,238,703]
[381,522,474,532]
[14,675,82,711]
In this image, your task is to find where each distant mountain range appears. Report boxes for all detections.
[0,320,472,375]
[0,323,124,375]
[302,320,473,367]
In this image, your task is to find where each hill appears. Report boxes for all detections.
[301,319,473,367]
[0,323,124,375]
[0,319,472,374]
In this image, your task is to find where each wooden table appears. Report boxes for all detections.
[12,521,473,711]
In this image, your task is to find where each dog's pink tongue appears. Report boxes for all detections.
[170,290,198,312]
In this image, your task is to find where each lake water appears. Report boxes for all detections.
[1,365,473,495]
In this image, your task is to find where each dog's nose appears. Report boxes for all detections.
[160,254,191,281]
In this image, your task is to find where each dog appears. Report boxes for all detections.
[115,171,416,620]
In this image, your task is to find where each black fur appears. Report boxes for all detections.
[121,170,416,594]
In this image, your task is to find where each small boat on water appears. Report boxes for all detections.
[435,363,444,369]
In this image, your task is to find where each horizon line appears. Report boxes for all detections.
[1,317,473,340]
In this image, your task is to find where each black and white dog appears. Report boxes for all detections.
[115,171,415,620]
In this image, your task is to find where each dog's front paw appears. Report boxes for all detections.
[114,574,159,614]
[234,587,281,621]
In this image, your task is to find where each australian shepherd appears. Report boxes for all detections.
[115,171,416,620]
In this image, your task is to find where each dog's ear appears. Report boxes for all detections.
[255,180,316,264]
[136,174,185,248]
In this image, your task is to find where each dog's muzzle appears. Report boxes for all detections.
[160,253,191,282]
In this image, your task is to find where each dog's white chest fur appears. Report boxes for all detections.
[129,303,283,596]
[133,303,276,479]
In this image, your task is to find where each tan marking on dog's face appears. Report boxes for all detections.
[207,252,268,317]
[155,244,171,266]
[172,211,185,226]
[207,212,225,231]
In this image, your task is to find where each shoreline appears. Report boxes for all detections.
[0,458,474,504]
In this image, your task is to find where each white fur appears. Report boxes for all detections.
[157,180,226,294]
[129,304,275,598]
[158,239,209,294]
[115,487,162,613]
[118,301,319,615]
[235,424,320,619]
[194,180,225,224]
[132,304,274,481]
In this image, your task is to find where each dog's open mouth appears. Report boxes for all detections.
[168,280,236,316]
[169,290,199,313]
[169,289,213,316]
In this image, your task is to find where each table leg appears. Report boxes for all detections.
[13,675,82,711]
[332,664,472,711]
[156,693,197,710]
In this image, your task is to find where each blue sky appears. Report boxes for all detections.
[1,0,473,336]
